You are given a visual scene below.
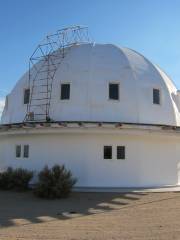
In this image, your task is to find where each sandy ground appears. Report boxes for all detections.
[0,191,180,239]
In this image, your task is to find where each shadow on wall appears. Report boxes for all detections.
[0,191,147,228]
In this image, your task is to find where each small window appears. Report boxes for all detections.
[23,145,29,158]
[104,146,112,159]
[117,146,125,159]
[16,145,21,158]
[24,89,30,104]
[153,88,160,104]
[61,83,70,100]
[109,83,119,100]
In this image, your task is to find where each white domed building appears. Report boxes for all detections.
[1,26,180,188]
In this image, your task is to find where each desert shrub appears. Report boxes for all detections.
[34,165,77,199]
[11,168,34,191]
[0,167,33,191]
[0,167,14,190]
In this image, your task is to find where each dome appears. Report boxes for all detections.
[1,43,180,126]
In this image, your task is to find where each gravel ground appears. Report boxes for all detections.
[0,191,180,239]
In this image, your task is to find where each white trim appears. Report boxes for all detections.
[1,123,180,138]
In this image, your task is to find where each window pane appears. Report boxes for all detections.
[117,146,125,159]
[109,83,119,100]
[104,146,112,159]
[153,89,160,104]
[24,89,30,104]
[61,84,70,100]
[16,145,21,158]
[24,145,29,158]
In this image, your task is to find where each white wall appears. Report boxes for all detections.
[0,129,179,187]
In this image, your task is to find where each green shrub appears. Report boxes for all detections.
[34,165,77,199]
[0,167,14,190]
[11,168,34,191]
[0,167,33,191]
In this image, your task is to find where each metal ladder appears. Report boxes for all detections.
[24,26,90,122]
[26,49,64,122]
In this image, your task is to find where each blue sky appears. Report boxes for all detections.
[0,0,180,96]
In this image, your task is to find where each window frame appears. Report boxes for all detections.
[117,146,125,160]
[153,88,161,105]
[103,146,112,160]
[60,83,71,100]
[24,88,30,105]
[108,82,120,101]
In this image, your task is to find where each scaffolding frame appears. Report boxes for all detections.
[24,26,90,122]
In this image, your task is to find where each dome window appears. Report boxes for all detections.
[109,83,119,100]
[153,88,160,105]
[24,88,30,104]
[61,83,70,100]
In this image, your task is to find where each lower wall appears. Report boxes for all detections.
[0,130,180,187]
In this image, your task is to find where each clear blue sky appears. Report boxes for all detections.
[0,0,180,94]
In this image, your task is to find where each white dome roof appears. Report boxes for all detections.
[1,43,180,126]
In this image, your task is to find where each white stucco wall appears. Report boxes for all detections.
[1,43,180,126]
[1,43,180,189]
[0,128,180,187]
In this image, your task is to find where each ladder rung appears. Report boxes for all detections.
[30,78,55,84]
[42,64,58,67]
[32,91,51,94]
[38,69,57,73]
[40,66,57,69]
[30,103,50,107]
[31,93,51,96]
[34,84,49,87]
[33,76,54,82]
[38,91,51,94]
[33,114,47,116]
[33,79,54,83]
[44,61,62,65]
[31,55,61,62]
[31,98,50,101]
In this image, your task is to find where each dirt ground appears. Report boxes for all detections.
[0,191,180,240]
